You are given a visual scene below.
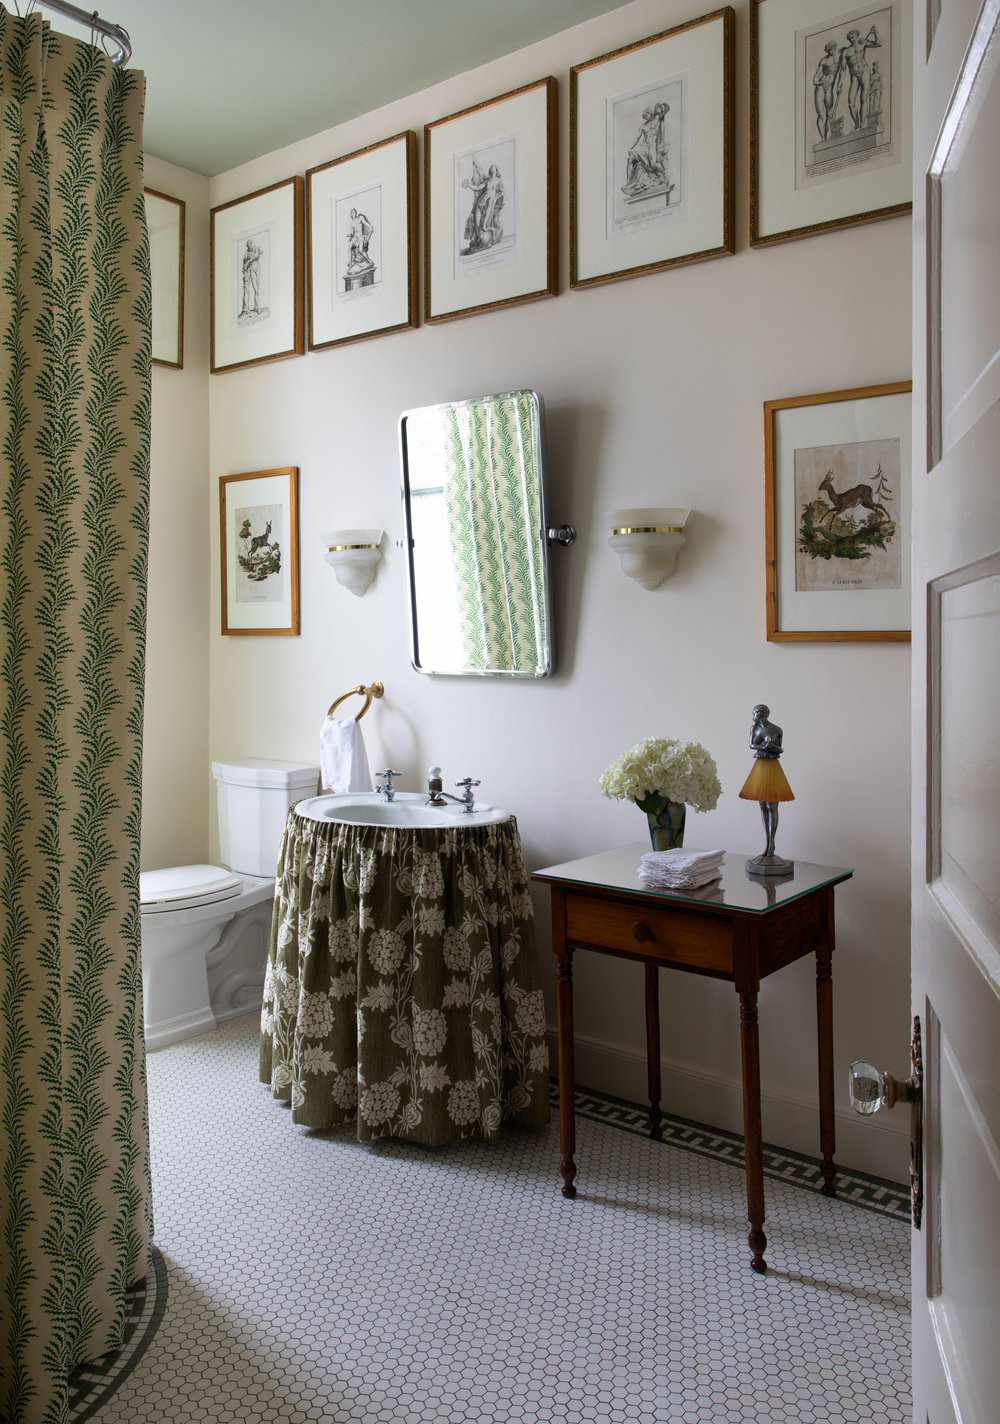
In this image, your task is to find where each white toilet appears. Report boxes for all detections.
[140,757,319,1051]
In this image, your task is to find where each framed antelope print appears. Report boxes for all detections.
[424,76,557,323]
[211,176,305,373]
[219,467,300,636]
[307,130,418,350]
[764,381,912,642]
[750,0,913,247]
[570,7,734,289]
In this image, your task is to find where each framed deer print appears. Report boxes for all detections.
[764,381,911,641]
[219,467,300,636]
[211,177,304,373]
[750,0,912,247]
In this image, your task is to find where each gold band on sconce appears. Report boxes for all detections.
[327,543,381,553]
[327,680,384,721]
[611,525,685,536]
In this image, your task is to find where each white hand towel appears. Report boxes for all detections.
[320,715,373,794]
[637,848,725,890]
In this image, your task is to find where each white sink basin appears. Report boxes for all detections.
[295,791,510,829]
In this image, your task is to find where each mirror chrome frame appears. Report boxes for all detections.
[398,389,555,679]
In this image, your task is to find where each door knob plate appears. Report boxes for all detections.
[849,1016,923,1228]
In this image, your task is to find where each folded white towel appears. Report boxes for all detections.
[639,849,724,873]
[637,848,725,890]
[639,866,722,891]
[319,715,373,794]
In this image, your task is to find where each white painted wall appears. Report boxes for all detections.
[206,0,911,1179]
[142,155,211,872]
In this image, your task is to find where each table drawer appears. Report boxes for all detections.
[565,892,733,976]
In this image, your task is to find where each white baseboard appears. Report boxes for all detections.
[547,1026,908,1184]
[214,999,261,1027]
[146,1006,217,1053]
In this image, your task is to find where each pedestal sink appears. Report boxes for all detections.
[294,790,510,829]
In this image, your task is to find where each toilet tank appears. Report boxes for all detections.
[211,758,320,877]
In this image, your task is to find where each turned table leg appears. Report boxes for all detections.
[552,888,577,1199]
[644,961,662,1140]
[738,985,767,1273]
[816,931,837,1196]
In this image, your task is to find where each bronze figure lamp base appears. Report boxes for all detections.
[740,705,795,877]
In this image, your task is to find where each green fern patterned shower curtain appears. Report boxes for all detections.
[0,10,151,1423]
[443,392,548,674]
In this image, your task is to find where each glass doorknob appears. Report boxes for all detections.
[849,1018,924,1230]
[849,1060,893,1114]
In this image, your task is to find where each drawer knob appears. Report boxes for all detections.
[632,921,654,943]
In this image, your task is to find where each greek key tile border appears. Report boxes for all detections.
[551,1081,911,1223]
[68,1247,169,1423]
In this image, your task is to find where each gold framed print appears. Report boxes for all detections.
[750,0,912,247]
[424,76,557,324]
[211,177,304,373]
[219,467,300,637]
[570,7,734,289]
[764,381,912,642]
[145,188,185,368]
[307,130,418,351]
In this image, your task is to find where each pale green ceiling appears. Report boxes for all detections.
[63,0,634,176]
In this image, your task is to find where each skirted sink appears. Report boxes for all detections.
[295,790,510,829]
[260,787,550,1148]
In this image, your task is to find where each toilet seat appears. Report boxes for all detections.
[140,864,243,915]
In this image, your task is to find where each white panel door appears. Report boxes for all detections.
[912,2,1000,1420]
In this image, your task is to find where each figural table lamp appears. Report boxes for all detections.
[740,704,794,877]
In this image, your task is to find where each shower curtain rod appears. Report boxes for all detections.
[31,0,132,65]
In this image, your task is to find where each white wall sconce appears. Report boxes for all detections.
[608,507,690,590]
[322,528,384,597]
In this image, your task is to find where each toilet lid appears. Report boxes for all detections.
[140,864,243,915]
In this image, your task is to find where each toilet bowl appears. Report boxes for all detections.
[140,866,274,1050]
[141,757,319,1051]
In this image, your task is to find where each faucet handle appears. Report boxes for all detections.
[455,777,481,790]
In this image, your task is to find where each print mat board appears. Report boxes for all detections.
[145,188,184,368]
[425,77,556,323]
[307,131,417,350]
[765,381,911,641]
[751,0,912,246]
[212,177,304,372]
[571,8,733,288]
[220,467,300,635]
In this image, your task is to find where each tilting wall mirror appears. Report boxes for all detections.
[399,390,573,678]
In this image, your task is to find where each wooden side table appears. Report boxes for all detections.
[533,846,853,1274]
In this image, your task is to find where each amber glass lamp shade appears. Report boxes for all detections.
[739,758,794,803]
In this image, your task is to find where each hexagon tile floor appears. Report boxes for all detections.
[92,1015,911,1424]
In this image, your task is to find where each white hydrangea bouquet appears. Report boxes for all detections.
[600,737,722,851]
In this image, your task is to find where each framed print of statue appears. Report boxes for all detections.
[424,76,557,323]
[219,467,300,636]
[307,131,418,351]
[750,0,913,247]
[764,381,912,641]
[211,177,304,373]
[145,188,184,368]
[570,8,734,289]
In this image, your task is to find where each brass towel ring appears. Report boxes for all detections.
[327,681,384,722]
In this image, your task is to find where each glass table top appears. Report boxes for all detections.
[532,845,853,915]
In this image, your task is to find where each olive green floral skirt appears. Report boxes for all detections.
[260,810,550,1145]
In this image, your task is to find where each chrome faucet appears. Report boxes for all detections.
[426,766,481,813]
[376,768,402,802]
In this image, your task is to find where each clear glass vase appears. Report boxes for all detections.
[646,800,686,851]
